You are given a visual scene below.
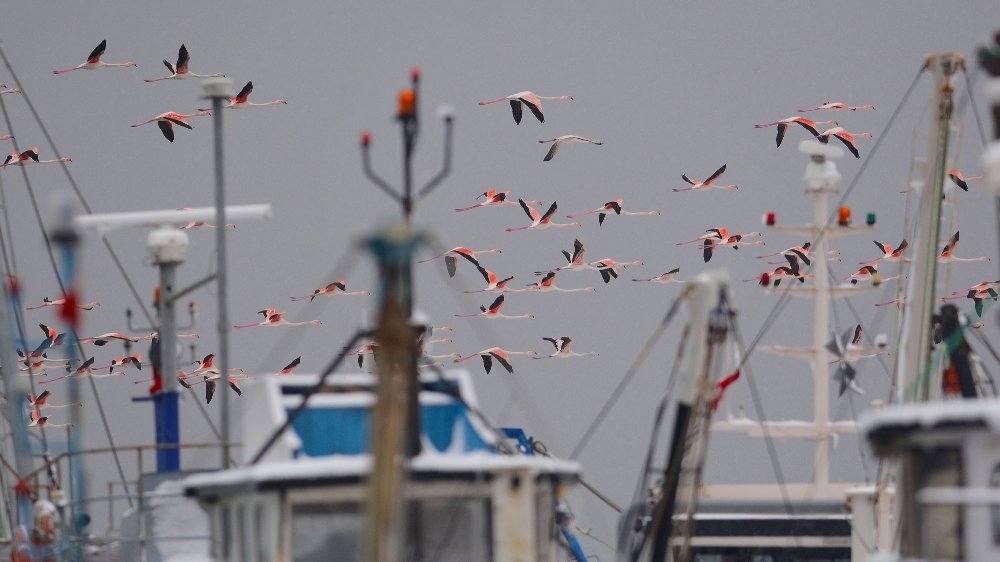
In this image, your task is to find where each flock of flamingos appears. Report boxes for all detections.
[5,40,997,429]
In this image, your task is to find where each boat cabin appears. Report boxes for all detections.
[183,370,581,562]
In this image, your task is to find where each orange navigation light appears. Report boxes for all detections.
[837,206,851,226]
[153,286,161,307]
[398,89,416,117]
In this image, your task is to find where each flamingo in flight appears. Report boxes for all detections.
[234,310,322,328]
[566,199,660,226]
[199,81,287,111]
[756,243,841,265]
[26,297,99,311]
[633,268,682,284]
[593,259,643,284]
[964,287,999,317]
[180,220,235,230]
[465,265,515,294]
[278,357,301,375]
[0,84,20,95]
[749,255,808,287]
[864,239,910,265]
[701,234,764,263]
[510,271,595,293]
[290,279,369,302]
[104,354,142,374]
[0,134,12,141]
[144,44,226,82]
[812,127,872,159]
[676,227,737,246]
[454,294,533,320]
[534,337,598,359]
[194,369,246,404]
[28,391,81,409]
[28,410,71,429]
[78,332,141,346]
[841,264,901,286]
[131,111,212,142]
[37,357,99,385]
[753,117,838,148]
[673,164,738,192]
[52,40,136,74]
[478,91,573,124]
[539,136,603,162]
[2,147,72,168]
[947,169,983,192]
[418,247,500,277]
[506,200,581,232]
[798,102,875,112]
[454,347,537,374]
[455,189,542,212]
[938,231,990,263]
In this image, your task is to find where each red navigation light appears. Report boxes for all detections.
[764,212,776,226]
[410,67,421,82]
[361,131,371,146]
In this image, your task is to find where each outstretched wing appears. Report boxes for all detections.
[488,294,504,312]
[445,256,458,278]
[87,39,107,63]
[521,98,544,123]
[542,141,560,162]
[705,163,727,185]
[775,124,787,148]
[518,198,538,221]
[234,81,253,103]
[157,121,175,142]
[490,351,514,374]
[481,354,493,374]
[681,174,696,186]
[540,201,558,222]
[509,100,523,125]
[176,44,190,73]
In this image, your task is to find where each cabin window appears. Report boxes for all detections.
[906,447,963,560]
[291,502,361,562]
[406,497,492,561]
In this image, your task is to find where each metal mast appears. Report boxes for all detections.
[896,54,963,402]
[708,140,879,502]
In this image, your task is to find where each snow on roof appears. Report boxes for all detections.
[183,451,580,494]
[860,398,1000,439]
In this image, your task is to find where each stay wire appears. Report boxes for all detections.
[569,290,685,460]
[0,44,155,327]
[0,82,133,508]
[964,69,990,146]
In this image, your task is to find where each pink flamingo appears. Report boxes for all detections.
[534,337,598,359]
[673,164,738,192]
[52,40,136,74]
[28,391,81,409]
[0,134,12,141]
[506,200,581,232]
[863,239,910,265]
[812,127,872,159]
[566,199,660,226]
[0,84,20,95]
[677,227,735,246]
[234,310,322,328]
[478,91,573,124]
[947,169,983,192]
[454,294,533,320]
[454,347,537,374]
[748,257,810,287]
[465,266,515,294]
[199,81,286,111]
[455,189,542,212]
[28,410,71,429]
[798,102,875,112]
[938,231,990,263]
[131,111,212,142]
[509,271,595,293]
[290,280,369,302]
[539,136,603,161]
[418,247,501,277]
[632,268,682,284]
[144,44,225,82]
[754,117,838,148]
[78,332,140,346]
[701,234,764,263]
[2,147,72,168]
[27,297,99,311]
[593,259,643,284]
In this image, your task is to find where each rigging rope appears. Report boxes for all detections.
[568,290,685,460]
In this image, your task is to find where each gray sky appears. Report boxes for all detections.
[1,0,999,549]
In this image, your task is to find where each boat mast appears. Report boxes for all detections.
[895,53,963,403]
[357,69,453,562]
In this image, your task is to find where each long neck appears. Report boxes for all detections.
[246,100,285,107]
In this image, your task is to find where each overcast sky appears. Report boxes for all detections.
[1,1,999,549]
